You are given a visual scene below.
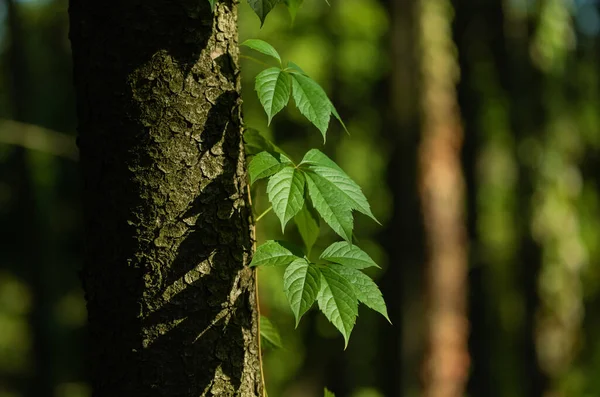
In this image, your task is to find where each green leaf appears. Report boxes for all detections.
[317,265,358,347]
[283,259,320,326]
[248,151,292,185]
[267,167,306,232]
[241,39,282,64]
[284,0,303,22]
[301,149,379,223]
[287,61,306,75]
[208,0,216,12]
[328,264,390,323]
[260,316,283,349]
[255,68,291,124]
[247,0,281,25]
[244,128,290,158]
[294,201,320,254]
[320,241,379,269]
[305,172,354,242]
[250,240,304,267]
[330,102,349,135]
[290,73,331,141]
[324,389,336,397]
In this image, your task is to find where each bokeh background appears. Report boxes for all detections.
[1,0,600,396]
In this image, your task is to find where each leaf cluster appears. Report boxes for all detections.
[251,240,389,347]
[241,40,389,348]
[241,40,347,143]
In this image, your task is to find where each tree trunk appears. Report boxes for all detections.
[380,0,427,395]
[69,1,262,396]
[417,0,470,396]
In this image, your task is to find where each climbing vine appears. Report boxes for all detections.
[214,0,389,395]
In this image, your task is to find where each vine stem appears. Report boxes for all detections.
[240,54,272,68]
[246,184,267,397]
[255,206,273,222]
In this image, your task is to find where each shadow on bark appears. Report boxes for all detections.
[138,91,252,395]
[72,1,258,395]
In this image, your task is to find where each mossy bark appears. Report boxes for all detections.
[69,1,262,396]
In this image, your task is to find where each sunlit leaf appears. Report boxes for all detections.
[328,264,390,322]
[301,149,379,223]
[320,241,379,269]
[283,259,320,326]
[324,389,336,397]
[250,240,303,267]
[317,265,358,347]
[291,73,331,141]
[305,172,354,242]
[267,167,306,231]
[241,39,282,63]
[256,68,291,124]
[248,151,292,185]
[208,0,216,12]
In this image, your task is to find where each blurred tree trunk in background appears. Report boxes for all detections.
[380,0,426,395]
[454,1,549,396]
[502,7,548,397]
[69,1,262,396]
[417,1,470,396]
[6,0,55,395]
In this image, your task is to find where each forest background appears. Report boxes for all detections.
[1,0,600,396]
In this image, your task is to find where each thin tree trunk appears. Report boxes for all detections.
[380,0,426,395]
[69,1,262,396]
[417,0,470,396]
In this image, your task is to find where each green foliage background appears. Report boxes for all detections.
[1,0,600,396]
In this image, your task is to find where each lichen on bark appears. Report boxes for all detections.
[69,0,262,395]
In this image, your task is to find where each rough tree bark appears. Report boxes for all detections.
[69,1,262,396]
[417,0,470,396]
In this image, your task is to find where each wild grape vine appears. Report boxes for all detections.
[211,0,390,395]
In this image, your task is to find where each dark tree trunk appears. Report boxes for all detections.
[69,1,262,396]
[380,0,427,395]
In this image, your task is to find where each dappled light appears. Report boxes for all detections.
[1,0,600,396]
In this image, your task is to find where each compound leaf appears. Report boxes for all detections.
[317,265,358,347]
[267,167,306,231]
[250,240,304,267]
[283,259,320,326]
